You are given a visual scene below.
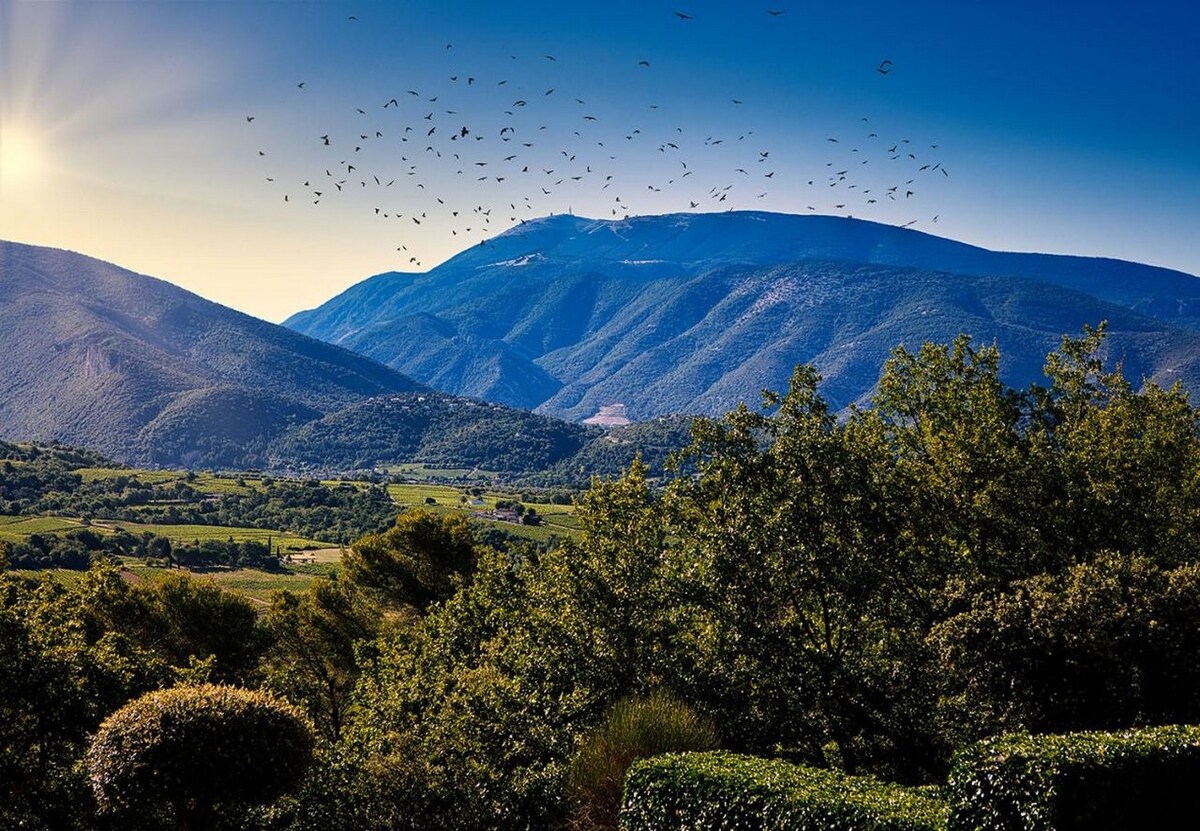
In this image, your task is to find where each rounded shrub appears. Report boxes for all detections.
[565,690,718,831]
[87,684,313,830]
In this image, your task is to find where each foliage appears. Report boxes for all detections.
[262,578,382,742]
[525,415,697,486]
[87,684,313,830]
[930,554,1200,746]
[343,508,478,610]
[620,751,949,831]
[266,392,599,473]
[0,568,174,830]
[31,474,397,545]
[9,326,1200,830]
[565,691,718,831]
[115,572,268,684]
[946,726,1200,831]
[3,526,281,571]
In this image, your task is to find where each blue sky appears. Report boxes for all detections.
[1,0,1197,321]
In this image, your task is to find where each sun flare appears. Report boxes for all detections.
[0,125,46,194]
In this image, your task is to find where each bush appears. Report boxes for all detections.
[566,691,718,830]
[87,684,314,830]
[946,725,1200,830]
[620,751,948,831]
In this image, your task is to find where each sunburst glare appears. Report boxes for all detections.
[0,123,47,194]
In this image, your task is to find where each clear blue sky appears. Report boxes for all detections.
[2,0,1197,321]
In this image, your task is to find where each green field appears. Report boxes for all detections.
[7,568,91,587]
[100,521,327,552]
[387,481,580,543]
[123,563,326,603]
[0,514,89,541]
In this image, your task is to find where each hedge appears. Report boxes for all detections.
[619,751,948,831]
[947,725,1200,830]
[87,684,314,820]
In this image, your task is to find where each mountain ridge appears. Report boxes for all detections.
[284,211,1200,418]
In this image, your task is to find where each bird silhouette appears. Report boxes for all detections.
[876,59,894,74]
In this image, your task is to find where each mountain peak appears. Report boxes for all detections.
[285,209,1200,422]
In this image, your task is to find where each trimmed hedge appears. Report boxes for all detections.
[947,725,1200,830]
[87,684,313,822]
[619,751,948,831]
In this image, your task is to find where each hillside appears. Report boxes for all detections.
[285,211,1200,418]
[0,240,426,467]
[0,241,635,473]
[264,392,598,473]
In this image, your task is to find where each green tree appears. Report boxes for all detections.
[0,569,171,830]
[665,366,914,773]
[343,509,478,611]
[930,553,1200,746]
[262,577,382,742]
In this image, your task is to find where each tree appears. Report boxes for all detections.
[87,684,313,831]
[343,509,478,611]
[929,553,1200,746]
[262,577,382,742]
[1,568,171,830]
[665,366,915,773]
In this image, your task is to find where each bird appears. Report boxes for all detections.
[877,59,894,74]
[674,11,693,20]
[297,82,305,89]
[638,60,651,67]
[246,116,255,122]
[320,135,330,145]
[767,9,785,16]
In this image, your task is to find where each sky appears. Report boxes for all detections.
[1,0,1198,322]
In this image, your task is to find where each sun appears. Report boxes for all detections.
[0,125,47,195]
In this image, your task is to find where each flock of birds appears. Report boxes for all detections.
[246,8,950,268]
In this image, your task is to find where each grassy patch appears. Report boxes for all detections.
[119,562,324,603]
[0,515,89,540]
[99,521,326,552]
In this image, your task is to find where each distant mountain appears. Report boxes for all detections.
[0,241,428,467]
[0,240,619,473]
[285,212,1200,419]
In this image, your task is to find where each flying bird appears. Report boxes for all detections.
[877,59,894,74]
[674,11,693,20]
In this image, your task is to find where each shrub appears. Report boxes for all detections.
[946,725,1200,830]
[620,751,948,831]
[87,684,314,830]
[567,691,718,830]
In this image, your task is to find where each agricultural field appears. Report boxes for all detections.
[119,559,331,604]
[0,514,90,541]
[99,521,327,553]
[388,482,580,543]
[384,463,500,482]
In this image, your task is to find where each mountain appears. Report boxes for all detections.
[0,240,428,467]
[0,240,631,474]
[285,212,1200,419]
